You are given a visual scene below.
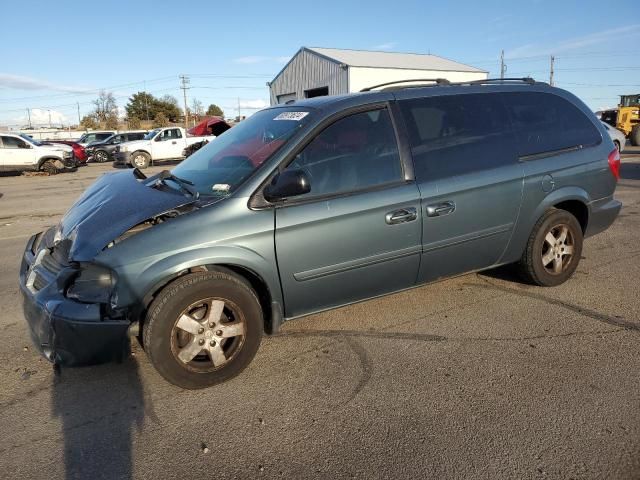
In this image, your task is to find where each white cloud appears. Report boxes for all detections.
[233,56,291,64]
[506,24,640,58]
[239,99,269,110]
[14,108,69,126]
[0,73,90,93]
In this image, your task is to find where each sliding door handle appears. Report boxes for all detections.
[426,201,456,217]
[385,207,417,225]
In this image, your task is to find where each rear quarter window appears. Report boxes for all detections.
[502,92,602,158]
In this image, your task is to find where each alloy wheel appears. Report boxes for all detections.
[541,224,575,274]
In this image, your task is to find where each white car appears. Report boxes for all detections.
[601,121,626,152]
[112,127,217,169]
[0,133,74,173]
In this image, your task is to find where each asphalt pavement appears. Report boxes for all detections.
[0,149,639,479]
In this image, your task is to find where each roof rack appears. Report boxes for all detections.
[361,76,543,93]
[360,78,450,92]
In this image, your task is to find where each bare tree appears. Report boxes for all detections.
[93,90,118,122]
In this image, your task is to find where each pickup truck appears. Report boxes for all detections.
[0,133,75,173]
[112,127,218,169]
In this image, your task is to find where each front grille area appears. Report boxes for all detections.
[28,242,71,292]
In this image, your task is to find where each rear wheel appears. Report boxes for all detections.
[518,209,583,286]
[93,150,109,163]
[143,270,263,389]
[630,125,640,147]
[131,151,150,169]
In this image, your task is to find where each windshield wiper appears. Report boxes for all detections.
[157,170,198,198]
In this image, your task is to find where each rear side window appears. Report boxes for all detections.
[502,92,601,157]
[399,93,518,181]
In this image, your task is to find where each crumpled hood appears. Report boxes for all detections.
[120,139,149,150]
[42,144,72,154]
[55,170,195,262]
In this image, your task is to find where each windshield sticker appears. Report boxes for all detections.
[273,111,309,121]
[212,184,231,192]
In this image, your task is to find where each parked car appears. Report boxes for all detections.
[1,133,75,173]
[76,131,117,147]
[601,121,626,152]
[43,140,88,165]
[86,131,148,163]
[112,126,225,169]
[20,79,621,389]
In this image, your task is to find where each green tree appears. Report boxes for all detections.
[206,104,224,117]
[80,114,98,130]
[153,112,169,128]
[125,92,182,123]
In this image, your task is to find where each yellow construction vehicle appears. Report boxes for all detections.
[616,94,640,146]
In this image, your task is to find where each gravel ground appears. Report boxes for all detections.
[0,150,639,480]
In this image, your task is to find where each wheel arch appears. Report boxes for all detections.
[37,156,62,170]
[130,248,283,336]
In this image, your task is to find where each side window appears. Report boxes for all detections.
[114,135,125,143]
[1,136,26,149]
[399,93,517,182]
[286,108,402,197]
[173,128,183,139]
[503,92,602,157]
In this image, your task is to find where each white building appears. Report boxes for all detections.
[269,47,488,105]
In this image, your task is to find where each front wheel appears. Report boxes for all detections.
[518,209,583,286]
[93,150,110,163]
[131,151,150,169]
[143,270,263,389]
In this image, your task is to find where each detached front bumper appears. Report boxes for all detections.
[19,233,129,366]
[113,151,131,166]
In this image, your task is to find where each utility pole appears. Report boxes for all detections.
[144,80,150,121]
[76,102,81,126]
[179,75,190,130]
[500,50,506,79]
[26,108,32,129]
[48,110,52,128]
[237,97,241,122]
[549,55,555,86]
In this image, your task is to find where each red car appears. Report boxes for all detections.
[43,140,88,165]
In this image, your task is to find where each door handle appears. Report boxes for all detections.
[426,201,456,217]
[385,207,417,225]
[171,141,177,144]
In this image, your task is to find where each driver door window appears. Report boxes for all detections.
[286,108,403,198]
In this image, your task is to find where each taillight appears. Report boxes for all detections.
[608,148,620,180]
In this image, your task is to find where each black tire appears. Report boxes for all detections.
[93,150,110,163]
[40,159,59,175]
[518,209,583,287]
[630,125,640,147]
[131,151,150,169]
[143,270,263,389]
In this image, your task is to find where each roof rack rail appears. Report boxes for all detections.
[360,78,450,92]
[457,77,539,86]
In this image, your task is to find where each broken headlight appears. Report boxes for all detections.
[66,263,116,304]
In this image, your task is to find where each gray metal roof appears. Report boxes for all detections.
[306,47,487,73]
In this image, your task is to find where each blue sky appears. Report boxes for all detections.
[1,0,638,127]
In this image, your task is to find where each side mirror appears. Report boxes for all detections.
[19,142,32,149]
[155,135,163,142]
[264,169,311,202]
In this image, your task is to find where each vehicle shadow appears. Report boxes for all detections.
[478,264,528,285]
[620,162,640,181]
[51,347,145,480]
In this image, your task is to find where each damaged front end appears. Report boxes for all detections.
[19,169,202,366]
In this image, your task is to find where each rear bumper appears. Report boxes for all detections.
[20,233,129,366]
[585,196,622,238]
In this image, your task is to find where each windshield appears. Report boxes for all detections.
[144,129,161,140]
[172,108,312,196]
[19,134,41,146]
